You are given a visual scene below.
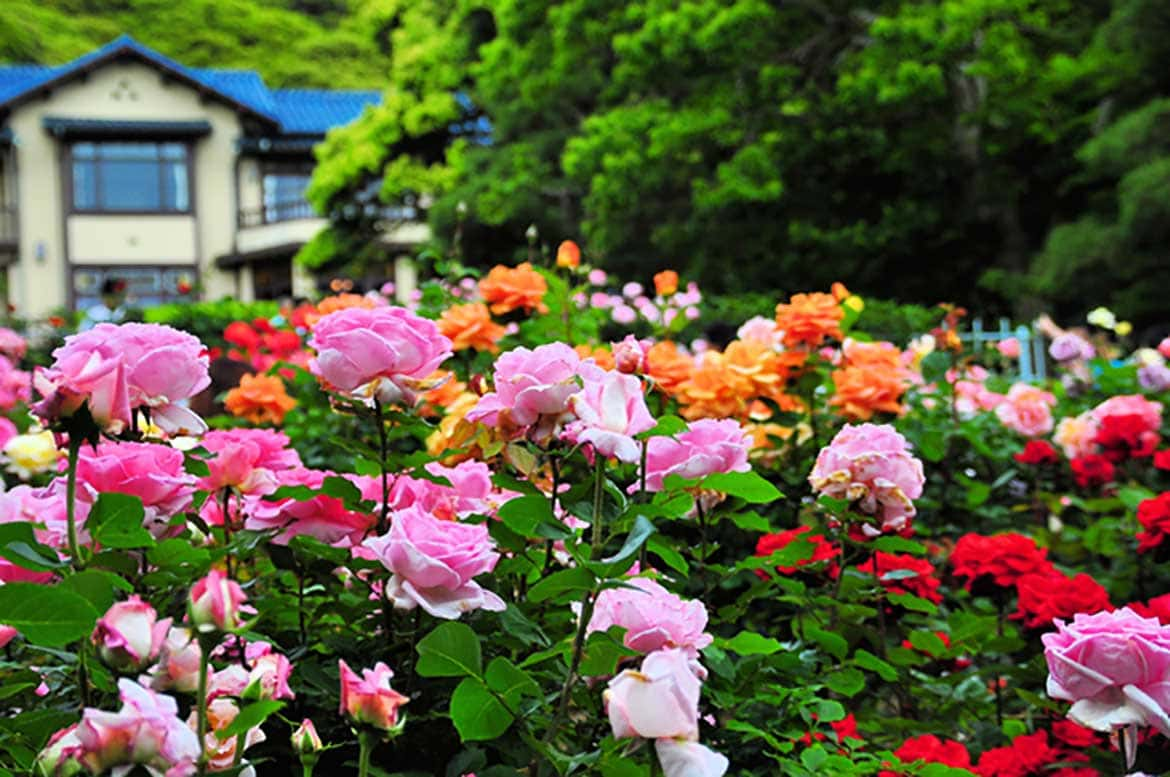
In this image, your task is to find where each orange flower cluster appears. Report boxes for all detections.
[774,284,849,348]
[645,341,695,394]
[299,293,377,328]
[654,270,679,297]
[574,344,615,370]
[478,263,549,316]
[829,339,910,421]
[224,373,297,425]
[438,303,507,353]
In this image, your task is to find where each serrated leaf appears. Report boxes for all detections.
[416,622,482,678]
[0,583,100,646]
[450,677,513,741]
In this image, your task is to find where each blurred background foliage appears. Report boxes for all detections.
[4,0,1170,333]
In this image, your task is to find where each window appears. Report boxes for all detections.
[73,266,195,311]
[262,170,313,223]
[71,142,190,212]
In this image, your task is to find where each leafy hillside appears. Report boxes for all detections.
[0,0,395,88]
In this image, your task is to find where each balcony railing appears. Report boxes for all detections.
[0,206,15,245]
[238,198,318,228]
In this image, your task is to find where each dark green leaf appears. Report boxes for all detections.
[416,622,483,678]
[0,583,100,646]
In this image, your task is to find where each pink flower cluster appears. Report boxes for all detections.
[587,576,713,657]
[605,648,728,777]
[809,423,925,538]
[995,383,1057,438]
[245,468,379,546]
[642,419,751,492]
[580,278,702,328]
[33,322,210,435]
[76,441,197,539]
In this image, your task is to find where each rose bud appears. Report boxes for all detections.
[556,240,581,270]
[339,659,409,733]
[612,335,649,375]
[292,719,323,755]
[91,596,171,674]
[145,626,202,692]
[188,570,247,633]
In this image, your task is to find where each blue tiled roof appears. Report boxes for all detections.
[0,36,381,137]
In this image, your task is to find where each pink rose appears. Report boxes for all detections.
[75,441,195,539]
[1092,394,1163,432]
[642,419,751,492]
[468,342,604,436]
[0,417,15,449]
[655,739,730,777]
[0,484,71,582]
[0,327,27,361]
[33,334,131,434]
[0,624,16,649]
[91,596,171,674]
[388,460,497,520]
[338,659,409,731]
[0,356,30,411]
[243,641,295,701]
[199,429,302,495]
[565,371,656,463]
[605,648,702,740]
[1055,412,1100,459]
[188,570,248,633]
[145,626,202,693]
[613,335,650,374]
[108,323,211,434]
[245,468,378,546]
[291,719,322,754]
[1159,337,1170,360]
[1043,607,1170,735]
[308,306,451,404]
[996,337,1021,359]
[1050,332,1095,362]
[362,504,505,619]
[809,423,925,537]
[736,316,779,345]
[588,577,712,657]
[995,383,1056,438]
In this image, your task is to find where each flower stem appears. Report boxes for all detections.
[357,729,375,777]
[65,437,84,570]
[196,638,210,777]
[373,398,390,535]
[539,589,596,774]
[591,455,605,558]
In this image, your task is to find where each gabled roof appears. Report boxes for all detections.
[0,36,382,137]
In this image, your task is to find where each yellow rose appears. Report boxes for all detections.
[3,430,61,479]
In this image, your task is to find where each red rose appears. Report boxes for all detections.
[1014,440,1060,465]
[976,731,1068,777]
[1136,492,1170,553]
[224,321,261,352]
[1094,413,1159,461]
[1012,571,1112,629]
[880,734,971,776]
[798,712,863,748]
[1050,720,1100,749]
[1128,593,1170,625]
[755,526,840,578]
[1069,454,1115,489]
[865,552,942,604]
[950,533,1050,590]
[1154,449,1170,470]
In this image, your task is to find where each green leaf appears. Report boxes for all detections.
[807,627,847,660]
[527,566,596,604]
[920,351,953,385]
[824,668,865,698]
[484,657,540,708]
[908,631,948,657]
[497,605,550,647]
[638,415,688,438]
[700,471,782,503]
[321,475,363,505]
[887,592,938,614]
[722,631,783,656]
[89,493,154,549]
[0,583,100,646]
[591,515,655,576]
[0,523,65,572]
[871,536,925,555]
[59,570,132,612]
[497,495,572,540]
[854,649,898,681]
[727,511,772,533]
[646,535,688,574]
[580,629,639,676]
[416,622,483,678]
[215,700,284,742]
[450,677,513,741]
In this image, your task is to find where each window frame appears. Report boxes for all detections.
[67,140,195,215]
[258,160,315,225]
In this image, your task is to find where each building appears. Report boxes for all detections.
[0,36,426,318]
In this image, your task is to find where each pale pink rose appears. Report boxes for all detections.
[245,468,378,546]
[144,626,202,693]
[308,306,451,405]
[642,419,751,492]
[0,356,30,411]
[623,282,644,298]
[291,719,322,754]
[655,739,730,777]
[953,370,1005,418]
[188,570,247,633]
[565,371,656,463]
[588,577,712,657]
[605,648,702,740]
[338,659,409,731]
[75,441,196,539]
[996,337,1021,359]
[1050,332,1095,362]
[0,484,71,582]
[1054,412,1100,459]
[736,316,779,345]
[809,423,925,537]
[1092,394,1163,432]
[468,342,603,436]
[68,679,200,776]
[0,624,16,648]
[362,504,505,619]
[243,641,295,701]
[612,305,638,325]
[0,327,27,361]
[107,323,211,434]
[613,335,650,375]
[994,383,1057,438]
[189,697,265,773]
[91,596,171,674]
[207,664,250,701]
[1043,607,1170,735]
[32,332,131,434]
[588,269,608,286]
[388,460,496,520]
[1139,363,1170,392]
[199,429,302,495]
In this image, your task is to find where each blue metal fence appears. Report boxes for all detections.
[960,318,1047,383]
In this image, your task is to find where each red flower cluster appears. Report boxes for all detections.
[755,526,840,578]
[975,730,1095,777]
[1069,454,1114,489]
[1014,440,1060,465]
[879,734,971,776]
[223,318,306,375]
[1094,413,1159,461]
[867,552,942,604]
[1129,593,1170,624]
[1155,449,1170,470]
[798,712,862,748]
[1013,572,1112,629]
[950,533,1049,590]
[1136,492,1170,553]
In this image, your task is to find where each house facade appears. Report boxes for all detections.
[0,36,425,318]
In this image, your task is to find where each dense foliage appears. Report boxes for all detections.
[2,252,1170,775]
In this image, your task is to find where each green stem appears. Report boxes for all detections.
[76,644,91,710]
[591,456,605,559]
[357,729,375,777]
[65,438,83,569]
[221,489,234,578]
[373,398,390,535]
[196,640,211,776]
[539,590,596,775]
[696,499,711,599]
[302,764,316,777]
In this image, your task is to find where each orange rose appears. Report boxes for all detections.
[676,352,753,420]
[224,373,297,425]
[479,263,549,315]
[654,270,680,297]
[304,293,377,327]
[775,291,844,348]
[556,240,581,269]
[645,341,695,394]
[438,303,506,353]
[828,339,910,420]
[420,370,467,414]
[575,343,616,371]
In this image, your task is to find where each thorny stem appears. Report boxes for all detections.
[591,455,606,558]
[373,398,391,535]
[196,639,211,776]
[65,438,84,570]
